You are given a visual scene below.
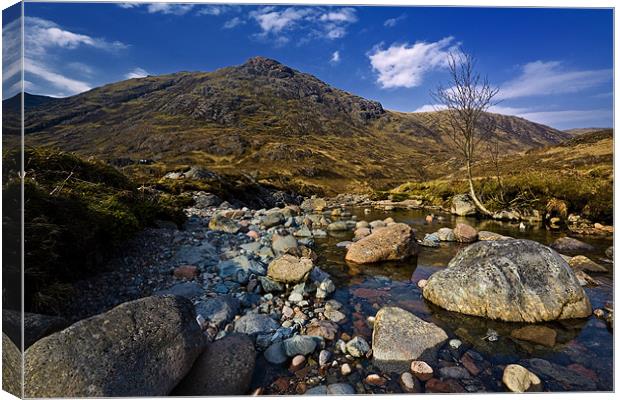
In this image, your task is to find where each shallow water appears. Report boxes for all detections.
[314,207,613,391]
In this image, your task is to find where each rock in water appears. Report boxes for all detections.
[2,333,21,398]
[510,325,557,347]
[372,307,448,373]
[267,255,313,283]
[502,364,542,392]
[550,237,595,254]
[453,223,478,243]
[450,194,476,216]
[345,223,418,264]
[24,296,205,397]
[174,334,255,396]
[436,227,456,242]
[422,240,591,322]
[568,255,608,272]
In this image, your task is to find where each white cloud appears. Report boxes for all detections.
[223,17,245,29]
[197,5,230,16]
[25,58,92,94]
[251,7,313,35]
[319,8,357,23]
[249,6,357,44]
[384,14,406,28]
[368,37,459,89]
[146,3,195,15]
[499,61,611,100]
[125,67,149,79]
[2,17,128,97]
[330,50,341,64]
[26,16,127,56]
[118,3,139,9]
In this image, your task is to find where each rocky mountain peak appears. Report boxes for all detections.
[241,56,295,78]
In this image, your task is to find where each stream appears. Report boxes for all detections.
[309,207,614,391]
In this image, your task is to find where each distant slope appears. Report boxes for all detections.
[2,93,58,135]
[564,127,611,136]
[5,57,570,193]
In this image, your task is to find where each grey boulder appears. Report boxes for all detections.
[24,296,205,397]
[423,239,592,322]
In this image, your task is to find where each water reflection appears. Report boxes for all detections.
[314,206,613,391]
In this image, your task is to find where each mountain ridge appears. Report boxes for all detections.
[4,56,571,193]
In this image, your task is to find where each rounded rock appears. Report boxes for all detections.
[423,240,591,322]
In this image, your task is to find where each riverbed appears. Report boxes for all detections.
[312,207,613,391]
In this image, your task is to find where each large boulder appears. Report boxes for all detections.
[345,223,418,264]
[24,296,205,397]
[173,333,255,396]
[3,309,68,349]
[450,194,476,216]
[422,240,592,322]
[372,307,448,373]
[2,333,21,397]
[267,255,313,284]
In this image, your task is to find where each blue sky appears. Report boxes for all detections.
[2,2,613,129]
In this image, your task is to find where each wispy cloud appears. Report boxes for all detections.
[330,50,341,64]
[25,58,92,94]
[197,5,236,16]
[125,67,149,79]
[249,6,358,45]
[223,17,245,29]
[368,37,459,89]
[2,16,128,97]
[499,61,611,100]
[146,3,195,15]
[384,14,407,28]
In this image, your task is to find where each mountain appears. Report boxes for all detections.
[2,92,57,135]
[564,127,612,136]
[5,57,570,193]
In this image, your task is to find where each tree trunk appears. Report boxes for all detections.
[466,160,493,216]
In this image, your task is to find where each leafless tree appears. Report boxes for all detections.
[430,51,499,216]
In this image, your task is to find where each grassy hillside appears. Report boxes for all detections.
[4,57,569,194]
[2,148,187,313]
[392,129,613,223]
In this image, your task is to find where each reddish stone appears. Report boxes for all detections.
[173,265,199,279]
[460,352,481,376]
[272,377,289,392]
[425,378,465,393]
[352,287,387,302]
[567,364,598,381]
[247,230,260,240]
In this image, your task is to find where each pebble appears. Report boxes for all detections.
[449,338,462,349]
[345,336,370,358]
[290,355,306,372]
[399,372,421,393]
[340,363,352,376]
[410,360,434,381]
[318,349,331,367]
[364,374,387,386]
